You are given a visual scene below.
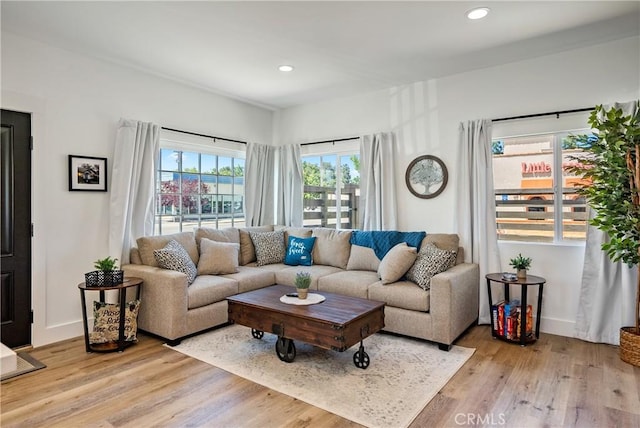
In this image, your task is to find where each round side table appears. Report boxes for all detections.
[78,277,143,352]
[486,273,546,346]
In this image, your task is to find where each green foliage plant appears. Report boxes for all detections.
[567,103,640,334]
[509,253,532,271]
[295,271,312,289]
[94,256,119,272]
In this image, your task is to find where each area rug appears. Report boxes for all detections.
[168,325,475,427]
[1,352,46,382]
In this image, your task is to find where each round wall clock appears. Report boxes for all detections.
[405,155,448,199]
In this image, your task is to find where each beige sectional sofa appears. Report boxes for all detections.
[122,226,479,350]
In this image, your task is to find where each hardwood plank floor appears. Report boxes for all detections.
[1,325,639,427]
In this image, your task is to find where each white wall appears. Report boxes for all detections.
[1,32,273,346]
[275,36,640,337]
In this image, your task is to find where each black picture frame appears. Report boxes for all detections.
[405,155,448,199]
[68,155,108,192]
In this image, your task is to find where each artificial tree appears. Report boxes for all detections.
[569,102,640,365]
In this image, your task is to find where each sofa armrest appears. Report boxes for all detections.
[429,262,479,346]
[122,264,189,340]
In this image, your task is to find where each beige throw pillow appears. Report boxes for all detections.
[311,228,352,269]
[377,243,418,284]
[197,238,240,275]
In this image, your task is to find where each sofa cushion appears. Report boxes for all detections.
[221,266,276,294]
[377,243,418,284]
[276,226,313,242]
[406,242,457,290]
[317,270,380,299]
[153,240,198,285]
[239,225,274,265]
[195,226,239,244]
[284,235,316,266]
[249,229,286,266]
[311,228,352,269]
[368,281,430,312]
[137,231,199,267]
[275,265,342,290]
[187,275,238,310]
[197,238,240,275]
[421,234,459,253]
[346,244,381,272]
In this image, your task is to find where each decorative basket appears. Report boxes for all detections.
[85,270,124,287]
[620,326,640,367]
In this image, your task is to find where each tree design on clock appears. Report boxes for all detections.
[405,155,448,199]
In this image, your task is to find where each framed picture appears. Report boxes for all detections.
[405,155,448,199]
[68,155,108,192]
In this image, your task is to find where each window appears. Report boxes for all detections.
[492,131,591,243]
[302,153,360,229]
[156,148,245,235]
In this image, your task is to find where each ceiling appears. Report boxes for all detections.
[2,1,639,110]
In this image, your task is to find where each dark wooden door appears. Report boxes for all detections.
[1,109,32,348]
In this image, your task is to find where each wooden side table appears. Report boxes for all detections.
[486,273,546,346]
[78,277,143,352]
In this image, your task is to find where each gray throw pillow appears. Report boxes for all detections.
[153,239,198,284]
[406,243,457,290]
[249,229,286,266]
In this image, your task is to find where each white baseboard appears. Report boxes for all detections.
[539,316,576,338]
[34,320,85,348]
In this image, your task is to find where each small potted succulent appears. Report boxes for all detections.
[294,271,312,300]
[86,256,124,287]
[509,253,532,279]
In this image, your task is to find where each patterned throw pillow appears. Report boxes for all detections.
[249,229,286,266]
[284,235,317,266]
[153,239,198,284]
[90,300,140,344]
[406,243,457,290]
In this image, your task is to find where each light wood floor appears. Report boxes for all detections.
[1,325,639,427]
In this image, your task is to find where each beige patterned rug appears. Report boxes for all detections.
[168,324,474,427]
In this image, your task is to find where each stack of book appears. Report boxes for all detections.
[491,300,533,340]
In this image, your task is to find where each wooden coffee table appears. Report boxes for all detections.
[227,284,385,369]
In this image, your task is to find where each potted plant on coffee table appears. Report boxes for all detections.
[509,253,532,279]
[568,102,640,367]
[86,256,124,287]
[295,272,311,300]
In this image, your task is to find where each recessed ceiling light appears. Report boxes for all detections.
[278,65,294,72]
[466,7,490,20]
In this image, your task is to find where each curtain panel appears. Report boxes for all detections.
[359,132,398,230]
[575,100,639,345]
[456,119,502,324]
[108,119,160,264]
[245,142,276,226]
[277,144,303,227]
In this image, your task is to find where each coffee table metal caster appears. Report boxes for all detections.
[251,329,264,339]
[353,343,370,369]
[276,337,296,363]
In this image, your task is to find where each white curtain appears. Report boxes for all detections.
[360,132,398,230]
[108,119,160,264]
[277,144,303,227]
[245,142,277,226]
[456,119,502,324]
[575,100,639,345]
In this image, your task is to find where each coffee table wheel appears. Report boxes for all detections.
[353,345,370,369]
[275,337,296,363]
[251,329,264,339]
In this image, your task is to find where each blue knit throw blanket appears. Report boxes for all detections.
[350,230,426,260]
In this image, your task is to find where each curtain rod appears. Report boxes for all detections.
[492,107,593,123]
[161,126,247,145]
[300,136,359,146]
